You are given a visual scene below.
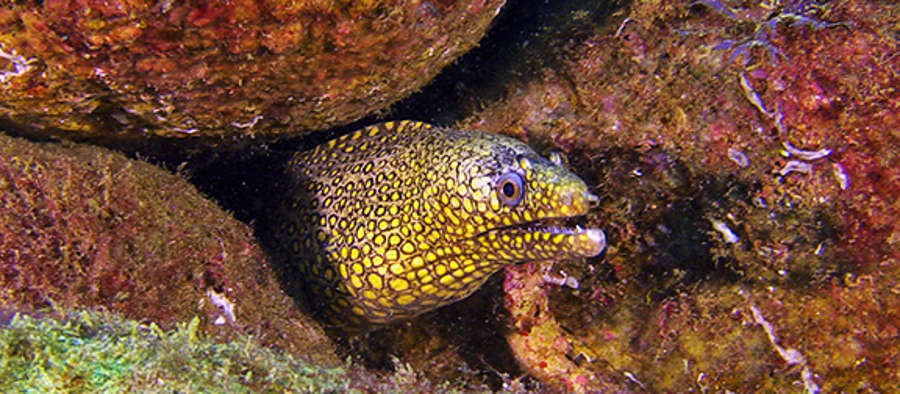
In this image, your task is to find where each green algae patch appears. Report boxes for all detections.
[0,309,453,392]
[0,0,505,147]
[0,132,338,367]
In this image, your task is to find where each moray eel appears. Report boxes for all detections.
[275,121,606,326]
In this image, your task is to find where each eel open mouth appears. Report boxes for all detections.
[476,217,607,258]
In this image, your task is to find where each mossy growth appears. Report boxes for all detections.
[0,309,344,391]
[0,132,338,366]
[0,308,474,392]
[0,0,506,147]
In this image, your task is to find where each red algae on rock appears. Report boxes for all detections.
[0,0,504,145]
[503,262,623,392]
[449,0,898,390]
[0,132,338,366]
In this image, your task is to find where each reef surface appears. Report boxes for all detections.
[0,0,504,147]
[1,0,897,391]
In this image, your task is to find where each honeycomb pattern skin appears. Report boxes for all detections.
[276,121,605,326]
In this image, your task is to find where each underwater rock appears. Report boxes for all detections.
[447,0,898,389]
[552,268,900,391]
[0,132,338,366]
[0,0,504,146]
[503,262,624,392]
[0,309,471,391]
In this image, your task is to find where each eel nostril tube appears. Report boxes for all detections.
[585,191,600,207]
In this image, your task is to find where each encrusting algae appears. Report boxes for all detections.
[272,121,606,327]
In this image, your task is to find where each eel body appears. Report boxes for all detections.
[274,121,605,326]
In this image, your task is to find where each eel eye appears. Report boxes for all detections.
[496,172,524,207]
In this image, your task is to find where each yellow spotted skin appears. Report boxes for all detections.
[275,121,605,326]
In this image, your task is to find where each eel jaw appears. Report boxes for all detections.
[476,218,607,259]
[524,219,607,257]
[563,224,606,257]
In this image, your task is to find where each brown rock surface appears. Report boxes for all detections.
[0,0,504,146]
[0,132,338,366]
